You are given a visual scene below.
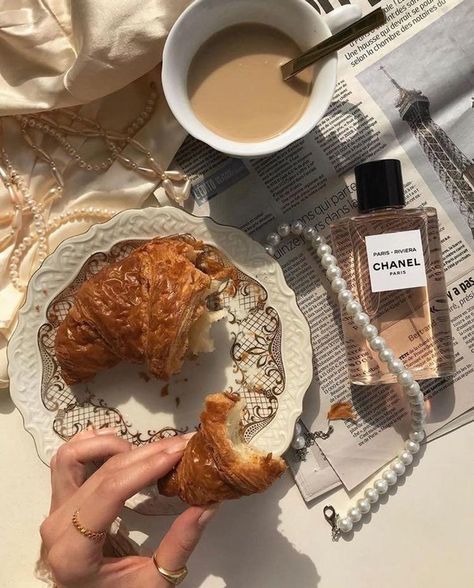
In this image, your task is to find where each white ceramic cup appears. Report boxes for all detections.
[162,0,361,158]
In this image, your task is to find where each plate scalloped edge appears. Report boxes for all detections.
[8,207,313,462]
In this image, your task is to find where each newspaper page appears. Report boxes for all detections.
[157,0,474,498]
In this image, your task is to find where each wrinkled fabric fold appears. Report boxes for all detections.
[0,0,191,114]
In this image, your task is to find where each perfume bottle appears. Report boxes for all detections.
[331,159,455,385]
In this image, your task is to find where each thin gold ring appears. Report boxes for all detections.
[152,553,188,585]
[72,510,107,543]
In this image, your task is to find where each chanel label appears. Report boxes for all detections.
[365,229,427,293]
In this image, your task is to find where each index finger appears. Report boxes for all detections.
[77,434,191,532]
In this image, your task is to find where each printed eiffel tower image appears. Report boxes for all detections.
[380,66,474,238]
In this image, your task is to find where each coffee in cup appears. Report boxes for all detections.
[187,23,314,143]
[162,0,362,157]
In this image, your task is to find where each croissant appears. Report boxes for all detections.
[55,236,234,385]
[158,392,287,505]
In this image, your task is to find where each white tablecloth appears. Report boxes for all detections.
[0,391,472,588]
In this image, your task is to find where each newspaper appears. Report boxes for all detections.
[157,0,474,500]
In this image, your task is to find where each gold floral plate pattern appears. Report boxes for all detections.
[8,207,312,513]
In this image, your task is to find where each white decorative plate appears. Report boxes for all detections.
[8,207,312,512]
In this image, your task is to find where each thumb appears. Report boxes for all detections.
[155,505,218,575]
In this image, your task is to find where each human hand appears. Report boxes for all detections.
[40,428,217,587]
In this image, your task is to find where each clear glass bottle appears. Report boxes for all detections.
[331,159,455,385]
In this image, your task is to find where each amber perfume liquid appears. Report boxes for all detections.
[331,207,455,385]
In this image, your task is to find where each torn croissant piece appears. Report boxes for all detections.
[158,392,287,506]
[55,236,236,385]
[327,401,357,422]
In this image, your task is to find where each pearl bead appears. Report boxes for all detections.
[409,395,424,408]
[406,382,421,397]
[387,358,404,374]
[292,434,306,450]
[317,243,332,257]
[331,277,347,293]
[326,265,342,280]
[321,253,337,268]
[277,223,290,238]
[362,325,378,340]
[411,417,426,431]
[353,312,370,327]
[382,469,397,486]
[399,450,413,466]
[412,420,426,430]
[369,335,385,351]
[374,479,388,495]
[264,244,275,256]
[405,439,420,454]
[267,232,281,247]
[346,300,362,316]
[338,290,353,305]
[290,220,304,235]
[311,235,325,248]
[411,404,425,415]
[294,421,302,436]
[411,422,425,433]
[409,430,425,443]
[356,498,371,514]
[364,488,379,503]
[303,226,316,241]
[337,517,353,533]
[391,460,406,476]
[398,370,414,387]
[411,415,426,426]
[411,409,426,423]
[348,507,362,523]
[378,348,394,363]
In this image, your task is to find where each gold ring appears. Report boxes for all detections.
[152,553,188,585]
[72,510,106,543]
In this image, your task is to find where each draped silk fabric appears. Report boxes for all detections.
[0,0,192,387]
[0,0,191,113]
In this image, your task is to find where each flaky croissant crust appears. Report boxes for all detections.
[55,236,234,385]
[159,392,287,505]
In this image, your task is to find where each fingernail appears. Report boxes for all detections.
[198,505,219,528]
[183,432,196,440]
[96,427,120,436]
[165,436,191,454]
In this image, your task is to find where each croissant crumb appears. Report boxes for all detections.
[327,401,357,422]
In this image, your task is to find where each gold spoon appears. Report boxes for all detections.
[281,8,387,80]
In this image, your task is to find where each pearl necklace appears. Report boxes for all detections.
[263,221,426,538]
[0,147,117,292]
[15,95,191,202]
[16,83,158,175]
[1,84,193,292]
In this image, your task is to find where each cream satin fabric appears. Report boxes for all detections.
[0,0,192,387]
[0,0,191,112]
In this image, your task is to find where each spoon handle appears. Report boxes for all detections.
[281,8,386,80]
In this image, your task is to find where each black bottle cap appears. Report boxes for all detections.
[355,159,405,213]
